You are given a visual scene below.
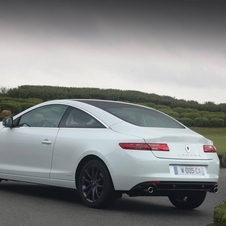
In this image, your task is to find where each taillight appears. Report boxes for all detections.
[203,145,217,153]
[148,143,169,151]
[119,143,150,150]
[119,143,169,151]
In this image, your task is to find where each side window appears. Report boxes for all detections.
[18,105,68,127]
[61,107,105,128]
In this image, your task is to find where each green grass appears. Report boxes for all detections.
[190,127,226,155]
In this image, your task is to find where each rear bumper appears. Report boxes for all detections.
[106,149,219,191]
[127,181,218,197]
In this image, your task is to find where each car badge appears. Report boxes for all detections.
[185,145,191,153]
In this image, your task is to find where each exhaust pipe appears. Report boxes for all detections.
[213,185,218,193]
[210,184,218,193]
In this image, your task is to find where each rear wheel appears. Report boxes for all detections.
[169,191,207,209]
[78,159,116,208]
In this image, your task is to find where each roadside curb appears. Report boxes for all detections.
[218,155,226,168]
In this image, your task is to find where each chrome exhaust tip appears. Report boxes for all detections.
[213,185,218,193]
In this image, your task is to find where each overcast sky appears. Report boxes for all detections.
[0,0,226,104]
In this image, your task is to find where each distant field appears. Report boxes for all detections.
[191,127,226,155]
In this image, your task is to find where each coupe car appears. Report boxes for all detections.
[0,99,219,209]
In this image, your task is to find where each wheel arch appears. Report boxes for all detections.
[75,155,115,190]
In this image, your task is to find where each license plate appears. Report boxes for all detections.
[173,166,206,176]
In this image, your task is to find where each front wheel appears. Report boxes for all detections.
[169,191,207,209]
[78,159,117,208]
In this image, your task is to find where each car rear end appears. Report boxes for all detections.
[77,100,219,209]
[106,125,219,193]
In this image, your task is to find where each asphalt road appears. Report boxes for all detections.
[0,169,225,226]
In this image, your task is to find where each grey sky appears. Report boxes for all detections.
[0,0,226,103]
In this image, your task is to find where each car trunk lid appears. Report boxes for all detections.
[111,123,215,160]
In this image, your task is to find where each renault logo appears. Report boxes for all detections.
[185,145,191,153]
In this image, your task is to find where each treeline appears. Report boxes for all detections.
[0,85,226,127]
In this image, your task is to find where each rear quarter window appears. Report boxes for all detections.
[78,100,184,128]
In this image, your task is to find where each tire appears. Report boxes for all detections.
[169,191,207,209]
[78,159,116,208]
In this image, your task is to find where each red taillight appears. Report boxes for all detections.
[119,143,169,151]
[148,143,169,151]
[119,143,150,150]
[203,145,217,153]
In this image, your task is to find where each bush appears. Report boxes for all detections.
[213,201,226,226]
[178,118,194,127]
[160,109,180,119]
[209,118,225,127]
[0,102,22,114]
[0,98,42,114]
[180,112,201,119]
[194,117,209,127]
[0,110,11,117]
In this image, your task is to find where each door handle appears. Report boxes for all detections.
[41,139,52,145]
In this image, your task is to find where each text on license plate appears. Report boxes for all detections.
[173,166,206,176]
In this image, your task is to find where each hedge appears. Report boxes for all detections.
[178,118,194,127]
[194,117,210,127]
[209,118,225,127]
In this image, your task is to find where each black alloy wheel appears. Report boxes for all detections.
[168,191,207,209]
[78,159,116,208]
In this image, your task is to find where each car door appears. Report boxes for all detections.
[50,106,106,181]
[0,104,68,179]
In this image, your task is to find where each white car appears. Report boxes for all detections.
[0,99,219,209]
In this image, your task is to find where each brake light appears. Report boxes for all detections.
[203,145,217,153]
[119,143,169,151]
[148,143,169,151]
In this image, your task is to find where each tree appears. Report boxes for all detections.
[0,86,9,95]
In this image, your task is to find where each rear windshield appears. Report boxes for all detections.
[78,100,184,128]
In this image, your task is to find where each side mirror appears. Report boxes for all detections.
[2,117,13,128]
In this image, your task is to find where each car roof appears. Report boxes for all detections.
[15,99,124,127]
